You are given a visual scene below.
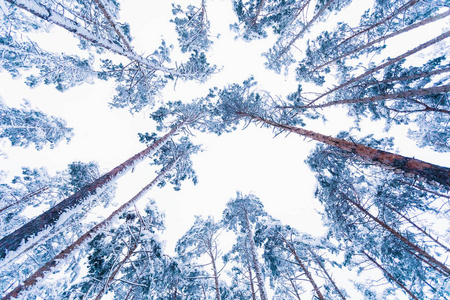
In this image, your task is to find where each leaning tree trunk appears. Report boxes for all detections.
[280,236,325,300]
[308,30,450,106]
[276,0,336,60]
[0,186,49,214]
[308,247,346,300]
[5,0,181,76]
[249,115,450,187]
[94,238,139,300]
[309,4,449,75]
[291,84,450,110]
[2,157,180,300]
[361,251,419,300]
[0,124,182,260]
[342,194,450,276]
[243,210,268,300]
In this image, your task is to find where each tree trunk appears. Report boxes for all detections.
[250,115,450,187]
[292,84,450,110]
[289,277,303,300]
[94,239,139,300]
[250,0,266,26]
[2,157,180,300]
[92,0,134,53]
[308,30,450,106]
[0,124,181,260]
[281,236,325,300]
[246,247,257,300]
[385,203,450,253]
[276,0,335,60]
[308,247,346,300]
[211,255,221,300]
[0,186,49,214]
[5,0,181,76]
[335,0,420,48]
[343,194,450,276]
[309,10,450,75]
[244,210,268,300]
[362,250,419,300]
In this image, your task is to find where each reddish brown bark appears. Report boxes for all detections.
[250,115,450,187]
[2,157,180,300]
[308,30,450,106]
[0,124,181,260]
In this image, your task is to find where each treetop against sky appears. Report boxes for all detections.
[0,0,449,299]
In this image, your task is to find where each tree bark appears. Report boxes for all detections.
[309,9,450,75]
[5,0,182,76]
[291,84,450,110]
[210,254,221,300]
[2,157,180,300]
[335,0,420,48]
[94,239,139,300]
[281,236,325,300]
[243,210,268,300]
[276,0,335,60]
[385,203,450,253]
[343,194,450,276]
[0,186,49,214]
[362,250,419,300]
[308,30,450,106]
[249,114,450,187]
[0,124,181,260]
[308,248,346,300]
[92,0,134,53]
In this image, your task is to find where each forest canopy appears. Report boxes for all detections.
[0,0,449,299]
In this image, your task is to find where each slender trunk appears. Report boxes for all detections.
[92,0,134,53]
[351,66,450,90]
[0,186,49,214]
[289,277,302,300]
[94,240,139,300]
[250,0,266,26]
[210,256,221,300]
[0,124,181,260]
[308,248,346,300]
[336,0,420,48]
[308,30,450,106]
[5,0,182,76]
[309,10,450,75]
[276,0,335,60]
[247,262,257,300]
[281,236,325,300]
[343,194,450,276]
[2,157,180,300]
[244,210,268,300]
[385,203,450,253]
[362,251,419,300]
[291,84,450,110]
[249,114,450,187]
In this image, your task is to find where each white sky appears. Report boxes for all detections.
[1,0,450,298]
